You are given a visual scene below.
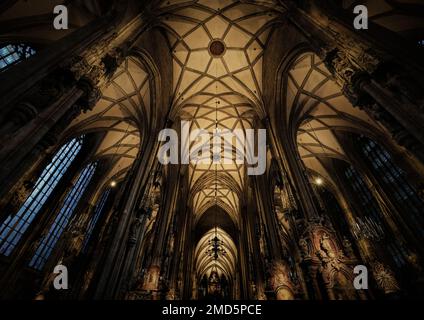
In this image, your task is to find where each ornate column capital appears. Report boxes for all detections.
[102,42,131,78]
[60,37,132,113]
[323,48,375,106]
[75,78,102,112]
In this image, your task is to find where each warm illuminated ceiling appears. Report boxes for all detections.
[66,56,151,187]
[286,52,387,186]
[194,227,237,279]
[59,1,401,277]
[160,0,283,109]
[158,0,283,226]
[156,1,288,278]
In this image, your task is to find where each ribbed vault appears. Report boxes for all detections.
[66,56,152,186]
[159,0,284,110]
[285,52,387,186]
[159,0,284,224]
[194,227,237,280]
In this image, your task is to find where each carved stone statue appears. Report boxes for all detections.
[299,238,310,259]
[320,233,335,258]
[342,237,355,258]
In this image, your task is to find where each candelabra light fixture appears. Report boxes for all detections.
[204,94,227,261]
[206,234,226,260]
[352,215,385,241]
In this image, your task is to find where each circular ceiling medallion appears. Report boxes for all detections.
[208,39,226,58]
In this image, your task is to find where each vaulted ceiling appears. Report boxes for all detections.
[154,0,289,279]
[158,0,283,229]
[286,52,387,187]
[66,56,151,188]
[194,227,237,280]
[3,0,415,278]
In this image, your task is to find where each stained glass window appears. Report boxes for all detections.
[343,159,410,266]
[82,188,111,251]
[317,186,351,238]
[343,165,382,222]
[0,138,83,256]
[0,44,36,71]
[29,162,97,270]
[357,137,424,235]
[387,242,408,267]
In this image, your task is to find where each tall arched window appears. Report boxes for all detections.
[343,165,382,222]
[357,136,424,235]
[82,188,111,251]
[316,186,351,239]
[343,163,408,266]
[0,44,36,71]
[29,162,97,270]
[0,137,83,256]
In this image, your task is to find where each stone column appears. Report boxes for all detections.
[351,152,423,249]
[237,204,252,299]
[0,10,151,201]
[166,182,190,300]
[330,163,401,298]
[251,174,283,262]
[0,35,134,201]
[93,133,161,299]
[143,165,181,293]
[269,260,296,300]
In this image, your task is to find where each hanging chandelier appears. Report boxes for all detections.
[204,96,227,261]
[352,216,385,241]
[206,234,226,260]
